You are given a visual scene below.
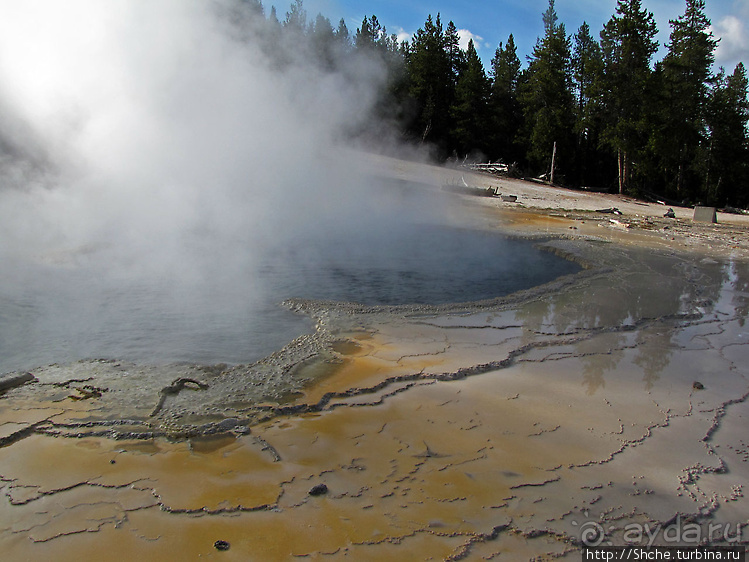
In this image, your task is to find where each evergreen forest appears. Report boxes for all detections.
[227,0,749,208]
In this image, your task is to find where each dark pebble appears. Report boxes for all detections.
[214,540,230,551]
[309,483,328,496]
[693,381,705,390]
[110,459,116,464]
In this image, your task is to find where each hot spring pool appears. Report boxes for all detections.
[0,224,579,374]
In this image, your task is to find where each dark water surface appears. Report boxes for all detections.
[0,224,579,374]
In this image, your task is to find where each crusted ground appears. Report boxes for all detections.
[1,162,748,559]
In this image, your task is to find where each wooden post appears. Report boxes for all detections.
[550,141,557,185]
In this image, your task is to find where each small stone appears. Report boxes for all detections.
[692,381,705,390]
[0,372,36,392]
[214,540,230,551]
[110,459,116,465]
[309,483,328,496]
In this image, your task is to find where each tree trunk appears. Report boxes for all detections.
[617,149,624,195]
[617,149,630,195]
[550,141,557,185]
[421,120,432,143]
[676,144,685,194]
[704,139,713,201]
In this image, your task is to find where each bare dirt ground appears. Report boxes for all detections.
[363,152,749,259]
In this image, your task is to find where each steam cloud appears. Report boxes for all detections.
[0,0,404,281]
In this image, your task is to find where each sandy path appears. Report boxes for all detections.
[356,152,749,259]
[364,151,749,224]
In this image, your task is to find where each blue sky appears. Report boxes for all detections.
[281,0,748,73]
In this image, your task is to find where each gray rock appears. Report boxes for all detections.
[0,372,36,392]
[309,483,328,496]
[693,206,717,223]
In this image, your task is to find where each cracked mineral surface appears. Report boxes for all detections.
[2,181,749,559]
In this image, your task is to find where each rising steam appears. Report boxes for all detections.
[0,0,398,279]
[0,1,446,370]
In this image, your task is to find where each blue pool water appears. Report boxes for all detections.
[0,222,578,373]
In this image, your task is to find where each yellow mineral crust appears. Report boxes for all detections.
[2,310,748,560]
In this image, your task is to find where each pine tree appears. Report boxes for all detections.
[572,22,605,185]
[572,23,603,135]
[658,0,718,199]
[335,18,350,48]
[451,39,491,157]
[310,14,336,70]
[240,0,264,17]
[444,21,465,87]
[351,15,405,134]
[542,0,558,35]
[492,35,521,98]
[490,35,522,164]
[220,0,266,45]
[227,0,264,24]
[519,0,574,179]
[284,0,307,33]
[600,0,659,194]
[268,5,279,27]
[405,14,453,151]
[355,15,380,51]
[705,63,749,205]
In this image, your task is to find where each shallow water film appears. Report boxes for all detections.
[1,234,748,560]
[0,220,578,375]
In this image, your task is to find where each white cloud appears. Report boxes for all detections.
[394,26,412,45]
[711,14,749,69]
[457,29,484,52]
[384,27,487,52]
